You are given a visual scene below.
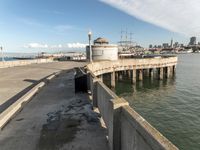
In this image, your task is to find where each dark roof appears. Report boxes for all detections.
[94,37,109,44]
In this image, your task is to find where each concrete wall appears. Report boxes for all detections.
[0,58,54,68]
[86,45,118,61]
[89,73,179,150]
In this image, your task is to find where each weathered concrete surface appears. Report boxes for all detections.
[88,72,179,150]
[0,59,54,68]
[0,70,108,150]
[0,62,87,111]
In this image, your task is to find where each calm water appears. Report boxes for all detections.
[106,54,200,150]
[0,57,16,61]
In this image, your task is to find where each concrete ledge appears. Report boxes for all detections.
[88,71,179,150]
[0,59,54,69]
[0,72,59,130]
[121,105,179,150]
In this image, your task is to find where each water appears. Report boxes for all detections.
[106,54,200,150]
[0,57,16,61]
[0,53,37,61]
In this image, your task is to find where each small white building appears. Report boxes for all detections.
[86,37,118,61]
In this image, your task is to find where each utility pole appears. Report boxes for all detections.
[88,31,92,62]
[0,46,4,62]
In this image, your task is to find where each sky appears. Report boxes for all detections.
[0,0,199,53]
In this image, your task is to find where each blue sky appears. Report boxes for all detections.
[0,0,195,52]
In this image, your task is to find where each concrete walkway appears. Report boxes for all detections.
[0,61,87,112]
[0,69,109,150]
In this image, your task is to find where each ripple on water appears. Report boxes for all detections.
[114,54,200,150]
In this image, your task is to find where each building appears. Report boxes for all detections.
[189,37,197,45]
[86,37,118,61]
[162,43,169,48]
[173,42,179,48]
[170,38,173,48]
[149,44,153,48]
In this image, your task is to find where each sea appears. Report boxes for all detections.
[0,53,37,61]
[105,53,200,150]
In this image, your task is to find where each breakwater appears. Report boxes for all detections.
[0,58,54,68]
[86,56,178,150]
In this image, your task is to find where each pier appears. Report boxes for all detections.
[0,61,110,150]
[87,56,179,150]
[0,56,179,150]
[87,56,177,88]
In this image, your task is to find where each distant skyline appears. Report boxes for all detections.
[0,0,199,53]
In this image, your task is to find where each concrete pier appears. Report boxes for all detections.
[111,70,115,87]
[139,69,143,81]
[0,68,108,150]
[98,74,103,82]
[127,70,131,78]
[150,68,154,79]
[0,62,87,109]
[132,69,136,83]
[87,58,179,150]
[87,57,178,87]
[146,69,150,77]
[159,67,164,80]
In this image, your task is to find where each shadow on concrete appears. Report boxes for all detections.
[24,65,64,71]
[23,79,38,84]
[37,92,108,150]
[0,73,58,114]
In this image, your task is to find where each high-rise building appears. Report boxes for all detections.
[170,38,173,48]
[162,43,169,48]
[189,37,197,45]
[149,44,153,48]
[174,42,179,48]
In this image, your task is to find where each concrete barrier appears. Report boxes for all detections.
[88,72,179,150]
[0,58,54,68]
[0,72,59,130]
[87,57,178,76]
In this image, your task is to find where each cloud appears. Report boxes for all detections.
[67,43,87,48]
[100,0,200,36]
[24,43,48,48]
[24,43,87,49]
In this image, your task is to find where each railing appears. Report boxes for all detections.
[87,57,178,76]
[87,69,179,150]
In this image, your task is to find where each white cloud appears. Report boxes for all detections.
[24,43,87,49]
[24,43,48,49]
[100,0,200,36]
[67,43,87,48]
